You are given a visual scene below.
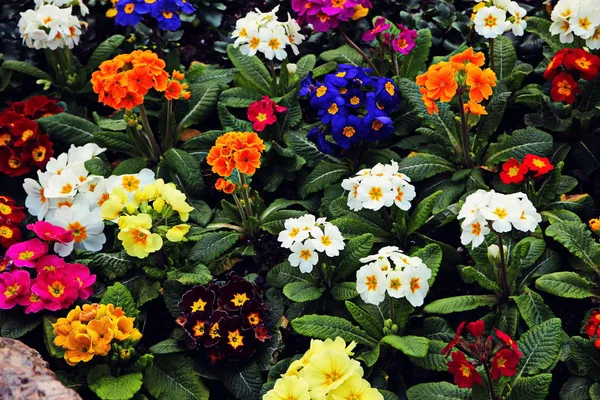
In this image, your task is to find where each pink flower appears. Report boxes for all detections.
[0,270,31,309]
[323,0,357,17]
[292,0,372,33]
[6,239,48,268]
[27,221,74,245]
[362,17,390,42]
[68,263,96,300]
[22,287,49,314]
[392,25,418,55]
[31,269,79,311]
[35,255,66,273]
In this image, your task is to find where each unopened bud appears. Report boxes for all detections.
[487,244,508,265]
[286,63,297,75]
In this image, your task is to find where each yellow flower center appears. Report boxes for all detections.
[366,275,378,291]
[343,126,355,137]
[68,221,88,243]
[484,15,497,28]
[410,277,421,293]
[3,284,19,298]
[492,208,508,220]
[227,329,244,349]
[124,3,135,14]
[191,298,207,313]
[48,281,65,298]
[368,186,383,201]
[385,82,395,96]
[299,249,313,261]
[316,86,328,97]
[19,250,34,260]
[231,292,250,307]
[122,176,140,192]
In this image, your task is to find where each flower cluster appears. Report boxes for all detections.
[176,275,271,363]
[585,310,600,348]
[442,320,523,389]
[472,0,527,38]
[23,143,108,257]
[91,51,189,110]
[264,337,382,400]
[549,0,600,49]
[458,190,542,249]
[416,47,497,115]
[544,48,600,104]
[52,303,142,365]
[278,215,345,273]
[341,161,415,212]
[0,228,95,313]
[206,131,266,178]
[232,6,305,61]
[101,178,193,259]
[115,0,195,31]
[589,218,600,234]
[247,96,288,132]
[362,17,417,55]
[499,154,554,184]
[292,0,372,32]
[0,196,25,248]
[18,4,85,50]
[301,65,400,154]
[0,96,60,177]
[356,246,432,307]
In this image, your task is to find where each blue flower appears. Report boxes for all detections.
[299,73,317,98]
[364,112,394,139]
[309,82,336,109]
[343,89,366,109]
[318,96,347,125]
[374,77,400,111]
[152,0,182,31]
[115,0,151,26]
[175,0,195,14]
[307,128,338,156]
[331,115,367,149]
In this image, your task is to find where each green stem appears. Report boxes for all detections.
[164,99,174,150]
[232,194,248,224]
[239,175,254,234]
[456,89,474,168]
[268,60,279,96]
[391,44,399,77]
[483,362,499,400]
[496,232,510,301]
[339,26,382,76]
[489,38,495,72]
[388,296,395,324]
[138,104,161,161]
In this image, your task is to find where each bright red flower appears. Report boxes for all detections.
[0,147,32,177]
[467,320,485,337]
[447,351,482,388]
[563,49,600,81]
[585,310,600,338]
[499,158,528,184]
[550,72,580,104]
[494,328,523,357]
[10,95,63,119]
[247,96,287,132]
[442,320,467,356]
[543,49,570,80]
[0,196,25,224]
[491,349,520,379]
[522,154,554,177]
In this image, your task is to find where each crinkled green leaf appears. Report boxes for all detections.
[381,335,429,357]
[144,354,209,400]
[406,382,471,400]
[100,282,138,317]
[535,272,596,299]
[291,314,378,346]
[88,365,142,400]
[517,318,562,375]
[424,295,498,314]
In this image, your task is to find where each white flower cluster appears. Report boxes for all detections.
[473,0,528,38]
[231,5,305,60]
[23,143,157,256]
[341,161,416,212]
[278,215,345,273]
[458,189,542,249]
[18,4,85,50]
[34,0,89,16]
[356,246,432,307]
[549,0,600,49]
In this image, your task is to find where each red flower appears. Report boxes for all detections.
[27,133,54,168]
[491,349,520,379]
[467,320,485,337]
[585,310,600,338]
[0,147,32,177]
[499,158,528,184]
[247,96,287,132]
[442,320,466,356]
[10,118,38,147]
[0,196,25,224]
[0,224,22,248]
[550,72,580,104]
[543,49,570,80]
[563,49,600,81]
[522,154,554,177]
[447,351,482,388]
[494,328,523,357]
[9,95,63,119]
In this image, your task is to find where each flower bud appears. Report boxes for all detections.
[384,319,393,329]
[153,197,165,213]
[391,324,398,334]
[487,244,507,265]
[286,63,297,75]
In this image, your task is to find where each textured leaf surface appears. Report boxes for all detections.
[517,318,562,375]
[424,295,498,314]
[509,373,552,400]
[144,354,209,400]
[292,314,378,346]
[88,365,142,400]
[381,335,429,357]
[406,382,471,400]
[190,231,240,264]
[535,272,595,299]
[100,283,138,317]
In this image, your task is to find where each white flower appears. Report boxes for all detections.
[46,152,69,175]
[297,214,317,233]
[289,240,319,273]
[45,169,79,198]
[493,0,511,10]
[67,143,105,163]
[550,18,575,43]
[341,177,362,211]
[356,263,387,305]
[460,217,491,249]
[286,63,297,74]
[551,0,579,22]
[50,204,106,256]
[481,192,521,233]
[570,6,600,39]
[402,263,432,307]
[311,223,345,257]
[458,189,491,226]
[507,2,527,36]
[587,26,600,49]
[392,181,416,211]
[357,176,394,211]
[259,25,289,60]
[34,0,89,16]
[18,5,84,50]
[386,270,406,298]
[105,168,155,199]
[510,195,542,232]
[278,217,310,248]
[23,171,50,219]
[284,14,304,56]
[474,6,508,38]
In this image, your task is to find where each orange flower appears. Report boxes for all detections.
[172,70,185,81]
[87,316,114,356]
[234,148,261,175]
[466,66,497,103]
[215,178,236,194]
[419,87,439,115]
[207,131,265,177]
[463,100,488,115]
[424,64,458,102]
[165,80,183,100]
[450,47,486,68]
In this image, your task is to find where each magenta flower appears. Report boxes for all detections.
[69,263,96,299]
[0,270,31,309]
[362,17,390,42]
[22,287,49,314]
[6,239,48,268]
[27,221,74,245]
[323,0,357,17]
[292,0,372,33]
[392,25,418,54]
[35,255,66,274]
[31,268,79,311]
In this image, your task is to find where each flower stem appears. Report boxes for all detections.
[268,60,279,96]
[388,296,395,324]
[489,38,495,72]
[456,90,474,168]
[239,174,255,235]
[164,99,174,151]
[483,362,499,400]
[391,45,399,77]
[232,194,248,225]
[496,232,510,300]
[138,104,161,162]
[339,26,382,76]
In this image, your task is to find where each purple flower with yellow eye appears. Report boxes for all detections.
[375,77,400,111]
[392,25,418,55]
[362,17,390,42]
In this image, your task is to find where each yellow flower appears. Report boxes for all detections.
[134,184,159,204]
[65,332,95,366]
[264,375,310,400]
[328,374,383,400]
[113,316,136,341]
[298,348,363,398]
[471,2,486,21]
[130,328,143,342]
[117,213,163,258]
[87,316,115,356]
[166,224,190,242]
[160,185,194,221]
[101,188,128,220]
[286,339,325,376]
[352,4,369,20]
[153,197,165,213]
[589,218,600,233]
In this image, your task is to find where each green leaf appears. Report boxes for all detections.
[397,153,455,182]
[541,210,581,224]
[509,373,552,400]
[356,343,380,367]
[406,382,471,400]
[299,160,351,198]
[295,54,317,80]
[331,213,390,239]
[379,390,401,400]
[525,17,568,52]
[569,336,600,380]
[330,282,358,301]
[100,282,138,317]
[89,251,132,280]
[422,317,455,342]
[163,148,205,197]
[484,127,553,166]
[144,354,209,400]
[291,314,378,346]
[398,29,432,79]
[283,281,325,302]
[411,244,443,286]
[424,295,498,314]
[408,191,442,234]
[267,261,316,288]
[459,266,500,291]
[381,335,429,357]
[345,301,383,340]
[177,83,222,133]
[93,131,139,156]
[508,237,546,283]
[591,383,600,400]
[85,158,112,178]
[259,198,317,222]
[85,35,125,74]
[37,113,99,145]
[475,90,511,144]
[222,362,263,400]
[513,287,555,328]
[112,158,147,175]
[150,339,186,354]
[337,233,375,280]
[1,60,52,81]
[409,340,449,372]
[219,87,262,108]
[517,318,562,375]
[189,231,240,264]
[227,44,272,95]
[162,280,188,317]
[283,129,344,167]
[545,221,600,273]
[167,264,212,286]
[261,209,306,235]
[217,103,254,132]
[320,45,364,66]
[535,272,596,299]
[88,365,142,400]
[43,316,65,358]
[492,36,516,80]
[559,376,593,400]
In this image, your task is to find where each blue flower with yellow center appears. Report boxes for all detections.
[115,0,151,26]
[309,82,336,109]
[375,77,400,111]
[153,2,182,31]
[318,96,347,125]
[331,115,367,149]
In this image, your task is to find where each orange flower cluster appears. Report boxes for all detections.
[215,178,236,194]
[206,131,265,177]
[91,50,189,110]
[52,303,141,366]
[416,48,497,115]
